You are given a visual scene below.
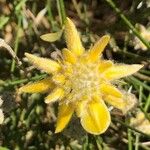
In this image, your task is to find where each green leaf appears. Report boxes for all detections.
[40,30,63,42]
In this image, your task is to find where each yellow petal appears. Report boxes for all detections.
[104,95,125,110]
[80,98,111,135]
[55,104,74,133]
[103,64,143,80]
[62,48,77,64]
[76,101,87,117]
[25,53,61,74]
[52,74,65,84]
[100,83,123,98]
[45,88,64,104]
[18,77,53,93]
[64,18,84,56]
[99,60,113,73]
[88,35,110,62]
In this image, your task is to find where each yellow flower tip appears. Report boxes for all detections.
[25,52,31,58]
[62,48,77,64]
[54,127,61,134]
[55,104,74,133]
[65,18,75,29]
[126,64,144,76]
[105,35,110,39]
[18,87,23,94]
[25,52,61,74]
[65,17,72,25]
[18,87,27,94]
[64,18,84,56]
[18,85,29,94]
[44,88,64,104]
[131,64,144,72]
[88,35,110,62]
[18,77,53,94]
[104,64,144,80]
[100,35,110,44]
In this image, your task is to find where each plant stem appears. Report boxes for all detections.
[56,0,66,26]
[128,129,133,150]
[139,106,150,122]
[128,76,150,91]
[47,0,56,31]
[94,136,103,150]
[10,15,22,73]
[135,134,140,150]
[105,0,150,50]
[72,0,83,19]
[3,74,47,87]
[139,85,143,104]
[144,94,150,112]
[112,117,150,138]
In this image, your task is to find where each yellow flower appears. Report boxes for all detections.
[19,18,143,135]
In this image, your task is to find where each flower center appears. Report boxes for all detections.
[63,61,101,103]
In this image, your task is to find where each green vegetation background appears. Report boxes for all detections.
[0,0,150,149]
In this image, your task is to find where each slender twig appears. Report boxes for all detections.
[94,136,103,150]
[134,73,150,81]
[3,74,47,87]
[56,0,66,26]
[47,0,56,31]
[140,70,150,75]
[72,0,83,19]
[135,134,140,150]
[144,94,150,112]
[128,76,150,91]
[138,106,150,122]
[105,0,150,50]
[122,138,150,150]
[128,129,133,150]
[10,15,22,73]
[0,38,21,66]
[139,85,143,104]
[112,118,150,138]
